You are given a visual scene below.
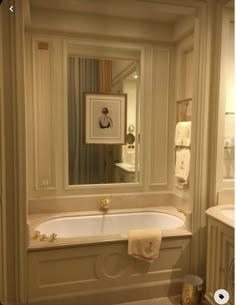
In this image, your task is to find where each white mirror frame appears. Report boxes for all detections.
[63,39,144,192]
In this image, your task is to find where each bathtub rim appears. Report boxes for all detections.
[28,206,192,251]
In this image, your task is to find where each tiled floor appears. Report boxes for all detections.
[116,296,181,305]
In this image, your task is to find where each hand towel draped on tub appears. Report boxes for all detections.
[128,228,162,263]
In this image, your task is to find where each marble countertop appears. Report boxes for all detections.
[205,204,234,229]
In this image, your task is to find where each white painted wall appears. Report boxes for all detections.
[184,49,194,99]
[28,7,173,43]
[122,79,137,164]
[123,79,136,134]
[223,18,234,179]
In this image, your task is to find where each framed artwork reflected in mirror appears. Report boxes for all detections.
[84,93,127,144]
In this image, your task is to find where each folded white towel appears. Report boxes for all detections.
[128,228,162,263]
[175,148,190,182]
[175,122,183,145]
[182,121,191,146]
[175,121,191,147]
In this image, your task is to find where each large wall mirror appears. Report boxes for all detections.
[67,51,140,185]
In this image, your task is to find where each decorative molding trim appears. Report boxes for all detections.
[11,0,28,303]
[62,39,145,193]
[0,6,7,303]
[150,47,170,186]
[23,0,31,27]
[188,2,214,277]
[32,37,56,191]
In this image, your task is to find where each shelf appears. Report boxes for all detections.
[225,112,234,115]
[224,146,235,149]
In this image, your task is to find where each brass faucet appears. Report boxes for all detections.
[50,233,57,242]
[177,208,187,216]
[100,196,111,211]
[33,230,41,239]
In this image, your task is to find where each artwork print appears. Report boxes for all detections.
[85,93,127,144]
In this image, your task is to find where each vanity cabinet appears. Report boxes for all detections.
[115,163,136,183]
[26,37,57,195]
[206,216,234,305]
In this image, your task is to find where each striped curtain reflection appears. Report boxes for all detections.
[68,57,105,184]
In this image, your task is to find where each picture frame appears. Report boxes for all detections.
[84,93,127,144]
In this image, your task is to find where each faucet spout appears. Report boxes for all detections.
[100,196,111,211]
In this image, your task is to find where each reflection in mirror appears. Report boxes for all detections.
[68,56,139,185]
[127,133,135,145]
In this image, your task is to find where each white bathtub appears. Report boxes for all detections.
[34,211,185,239]
[28,208,191,305]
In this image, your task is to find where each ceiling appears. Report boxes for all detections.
[29,0,196,24]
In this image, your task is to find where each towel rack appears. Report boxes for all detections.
[175,98,192,190]
[175,145,191,149]
[176,98,192,122]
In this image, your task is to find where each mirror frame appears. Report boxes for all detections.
[63,40,143,191]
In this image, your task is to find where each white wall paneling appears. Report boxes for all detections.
[0,0,28,304]
[175,34,194,101]
[189,3,214,277]
[28,37,57,194]
[0,6,6,303]
[149,48,170,187]
[208,0,234,205]
[215,7,234,191]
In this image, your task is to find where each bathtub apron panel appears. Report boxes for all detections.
[28,237,191,305]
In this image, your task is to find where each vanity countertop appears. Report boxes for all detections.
[206,204,234,229]
[115,162,136,172]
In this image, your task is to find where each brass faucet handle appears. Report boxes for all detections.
[33,230,41,239]
[40,234,47,241]
[177,208,187,216]
[50,233,57,242]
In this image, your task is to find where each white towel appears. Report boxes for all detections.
[175,121,191,147]
[182,121,191,147]
[128,228,162,263]
[175,122,183,145]
[175,148,190,182]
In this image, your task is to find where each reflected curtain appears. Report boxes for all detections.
[68,57,121,185]
[99,60,112,92]
[68,57,105,184]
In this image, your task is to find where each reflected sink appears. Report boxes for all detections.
[115,163,135,172]
[221,208,234,220]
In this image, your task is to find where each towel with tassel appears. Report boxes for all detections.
[175,148,190,182]
[128,228,162,263]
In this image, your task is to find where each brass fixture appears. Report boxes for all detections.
[40,234,47,241]
[100,196,111,211]
[50,233,57,242]
[33,230,41,239]
[177,208,187,216]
